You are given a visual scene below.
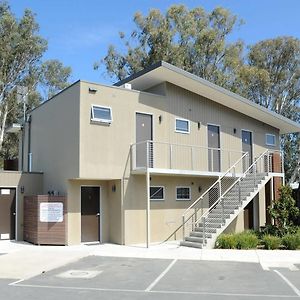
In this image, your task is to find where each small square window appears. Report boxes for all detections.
[175,118,190,133]
[91,105,112,123]
[150,186,165,201]
[266,134,276,146]
[176,187,191,201]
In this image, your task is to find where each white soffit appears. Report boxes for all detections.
[118,62,300,134]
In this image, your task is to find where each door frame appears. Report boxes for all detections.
[241,129,254,163]
[80,185,102,243]
[207,123,221,171]
[0,186,17,240]
[135,111,154,143]
[135,111,154,168]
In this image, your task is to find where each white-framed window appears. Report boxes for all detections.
[91,105,112,123]
[175,118,190,134]
[176,186,191,201]
[150,186,165,201]
[265,134,276,146]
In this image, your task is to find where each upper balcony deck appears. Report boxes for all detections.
[130,141,284,177]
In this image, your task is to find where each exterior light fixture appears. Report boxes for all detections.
[159,115,162,124]
[198,186,202,193]
[20,186,25,194]
[112,184,116,192]
[198,122,201,129]
[89,87,97,93]
[233,128,237,134]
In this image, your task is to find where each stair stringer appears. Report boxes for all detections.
[203,174,272,249]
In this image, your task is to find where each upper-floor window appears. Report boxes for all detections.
[176,186,191,200]
[175,118,190,134]
[150,186,165,201]
[91,105,112,123]
[266,134,276,146]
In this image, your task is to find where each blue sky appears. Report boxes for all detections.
[9,0,300,84]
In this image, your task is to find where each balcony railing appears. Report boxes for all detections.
[130,141,246,174]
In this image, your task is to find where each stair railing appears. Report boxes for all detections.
[181,151,249,239]
[197,149,270,246]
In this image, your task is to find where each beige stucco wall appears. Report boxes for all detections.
[26,82,81,194]
[67,179,122,245]
[123,175,215,245]
[0,171,43,240]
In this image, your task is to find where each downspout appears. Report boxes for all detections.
[27,115,32,172]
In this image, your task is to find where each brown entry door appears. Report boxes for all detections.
[0,188,16,240]
[136,113,153,168]
[81,187,100,243]
[242,130,253,171]
[208,125,220,172]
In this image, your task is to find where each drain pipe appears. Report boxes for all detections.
[27,115,32,172]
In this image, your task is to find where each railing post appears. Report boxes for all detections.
[146,141,149,169]
[266,151,270,173]
[238,181,242,205]
[218,180,222,198]
[254,163,257,186]
[228,151,231,170]
[203,217,206,245]
[194,207,197,226]
[182,215,185,239]
[191,147,194,170]
[170,144,173,169]
[221,198,225,224]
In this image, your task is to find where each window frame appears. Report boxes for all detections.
[150,186,165,201]
[265,134,276,146]
[91,105,113,124]
[175,118,190,134]
[176,186,191,201]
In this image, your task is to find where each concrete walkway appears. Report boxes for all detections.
[0,240,299,280]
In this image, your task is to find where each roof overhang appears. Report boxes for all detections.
[115,61,300,134]
[6,123,22,133]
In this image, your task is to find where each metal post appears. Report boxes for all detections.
[170,144,173,169]
[182,215,185,239]
[203,217,206,245]
[146,141,149,169]
[146,169,150,248]
[191,147,194,170]
[266,151,270,173]
[254,163,256,186]
[221,198,225,224]
[238,181,242,204]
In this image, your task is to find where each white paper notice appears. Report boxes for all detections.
[40,202,63,222]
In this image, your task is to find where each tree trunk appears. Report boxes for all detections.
[0,103,8,153]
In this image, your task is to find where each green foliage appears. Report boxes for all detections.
[281,234,300,250]
[99,5,244,91]
[235,231,259,249]
[215,233,237,249]
[268,185,300,233]
[0,2,72,161]
[262,235,281,250]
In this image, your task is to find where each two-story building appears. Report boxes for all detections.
[1,61,300,248]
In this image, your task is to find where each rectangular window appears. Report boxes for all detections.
[175,118,190,133]
[150,186,165,201]
[176,187,191,201]
[91,105,112,123]
[266,134,276,146]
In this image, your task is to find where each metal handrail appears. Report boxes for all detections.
[196,149,269,225]
[131,140,245,154]
[182,151,249,215]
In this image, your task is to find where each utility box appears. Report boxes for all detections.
[24,195,67,245]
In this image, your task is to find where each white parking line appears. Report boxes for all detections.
[145,259,177,292]
[274,270,300,297]
[10,282,299,298]
[9,279,25,286]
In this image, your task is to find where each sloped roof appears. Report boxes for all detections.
[115,61,300,134]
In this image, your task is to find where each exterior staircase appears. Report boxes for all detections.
[180,150,276,249]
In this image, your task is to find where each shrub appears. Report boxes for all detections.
[215,234,237,249]
[236,231,259,249]
[282,234,300,250]
[262,235,281,250]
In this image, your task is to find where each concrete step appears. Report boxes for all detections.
[190,231,212,238]
[185,236,204,243]
[195,226,217,233]
[180,241,203,248]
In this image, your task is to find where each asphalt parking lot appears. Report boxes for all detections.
[2,256,300,300]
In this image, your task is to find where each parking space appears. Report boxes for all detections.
[6,256,300,300]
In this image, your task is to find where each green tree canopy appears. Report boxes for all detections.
[0,1,72,161]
